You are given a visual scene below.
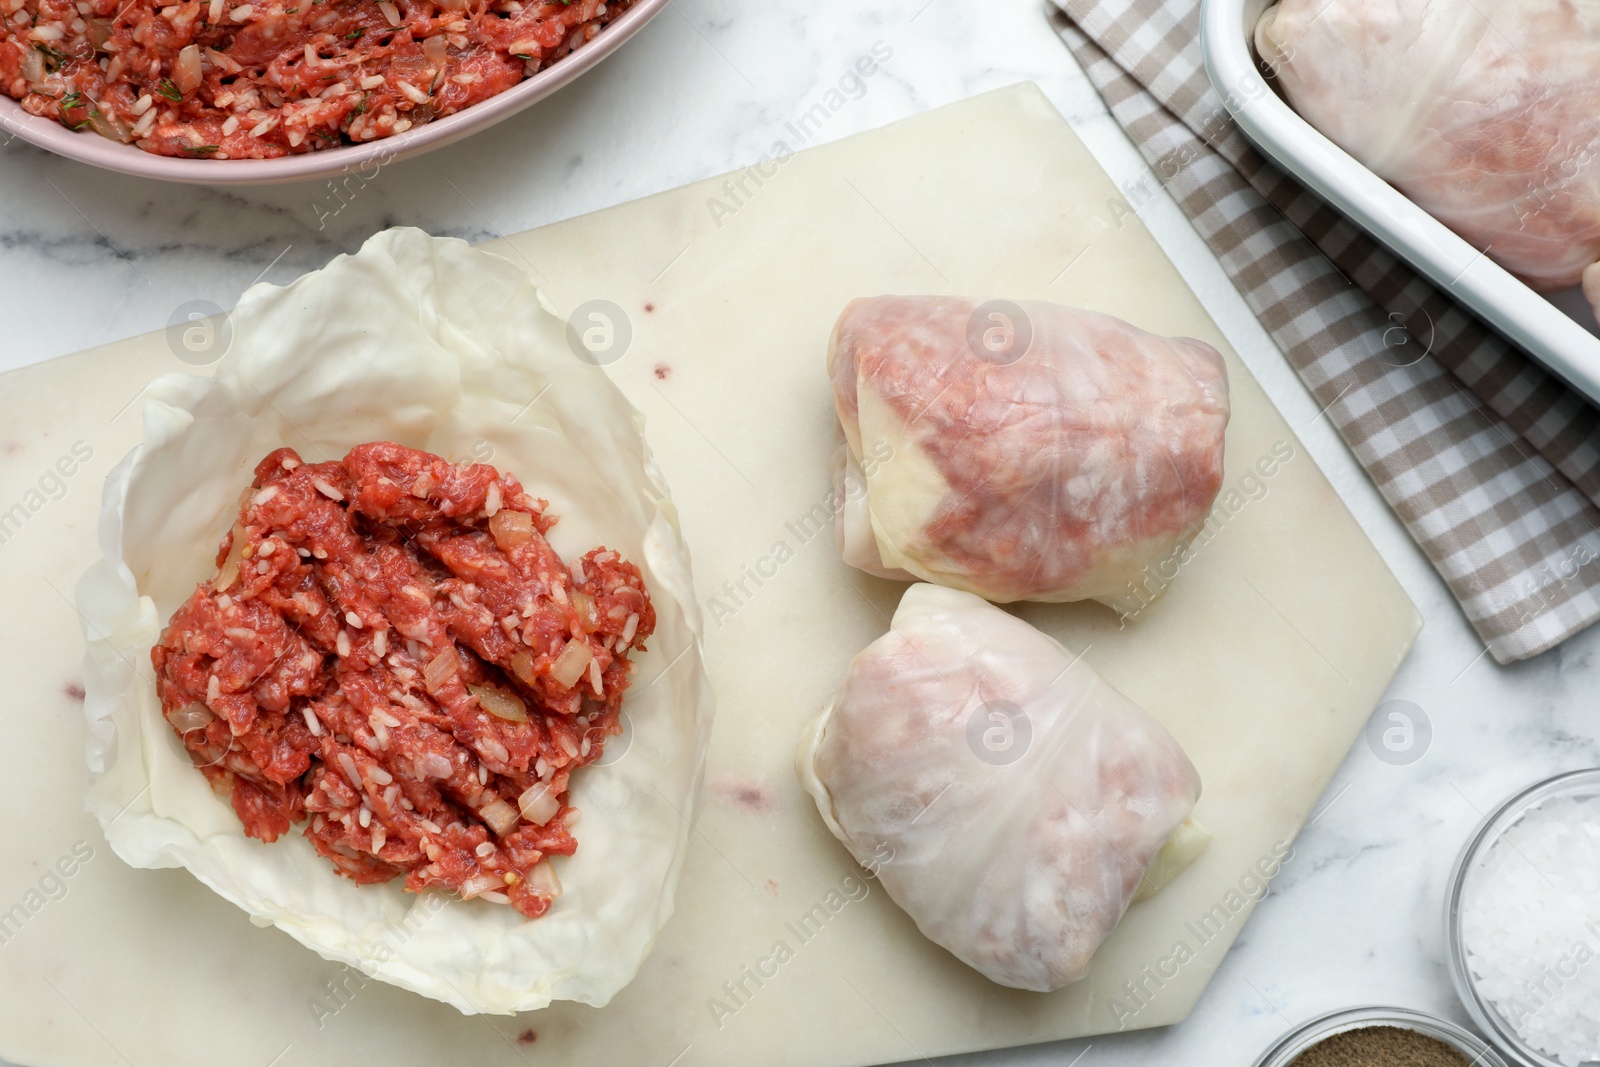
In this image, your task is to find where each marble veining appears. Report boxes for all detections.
[3,1,1598,1065]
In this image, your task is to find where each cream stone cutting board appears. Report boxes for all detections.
[0,83,1420,1067]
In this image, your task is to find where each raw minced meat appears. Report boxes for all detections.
[0,0,633,157]
[151,441,655,918]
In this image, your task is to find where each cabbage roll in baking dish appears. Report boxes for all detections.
[828,296,1230,613]
[1257,0,1600,307]
[796,584,1209,992]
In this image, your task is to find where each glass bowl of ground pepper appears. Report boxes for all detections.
[1253,1006,1509,1067]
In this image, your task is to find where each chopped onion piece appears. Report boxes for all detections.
[571,590,599,631]
[479,798,520,836]
[548,638,592,689]
[527,860,562,898]
[517,782,559,826]
[423,647,458,693]
[459,873,500,898]
[174,44,203,93]
[469,683,527,723]
[510,649,537,687]
[86,106,134,143]
[19,46,44,84]
[489,509,533,551]
[168,702,213,733]
[214,488,255,592]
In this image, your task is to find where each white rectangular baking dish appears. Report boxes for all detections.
[1199,0,1600,408]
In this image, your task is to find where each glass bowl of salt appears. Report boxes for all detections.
[1447,767,1600,1067]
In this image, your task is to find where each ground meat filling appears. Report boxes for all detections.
[151,442,656,918]
[1,0,635,158]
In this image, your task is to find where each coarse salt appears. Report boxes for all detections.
[1460,794,1600,1066]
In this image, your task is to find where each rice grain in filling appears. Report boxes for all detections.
[151,441,656,919]
[0,0,635,158]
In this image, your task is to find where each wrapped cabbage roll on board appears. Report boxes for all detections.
[1256,0,1600,307]
[831,440,915,583]
[796,583,1209,992]
[828,296,1230,613]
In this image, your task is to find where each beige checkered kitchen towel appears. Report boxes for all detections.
[1049,0,1600,663]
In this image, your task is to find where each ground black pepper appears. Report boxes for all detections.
[1288,1025,1472,1067]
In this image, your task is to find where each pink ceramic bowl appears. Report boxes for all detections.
[0,0,666,186]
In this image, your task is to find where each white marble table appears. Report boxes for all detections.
[3,2,1595,1065]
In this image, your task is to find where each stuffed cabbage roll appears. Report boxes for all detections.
[796,583,1208,992]
[828,296,1229,612]
[832,441,916,583]
[1257,0,1600,303]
